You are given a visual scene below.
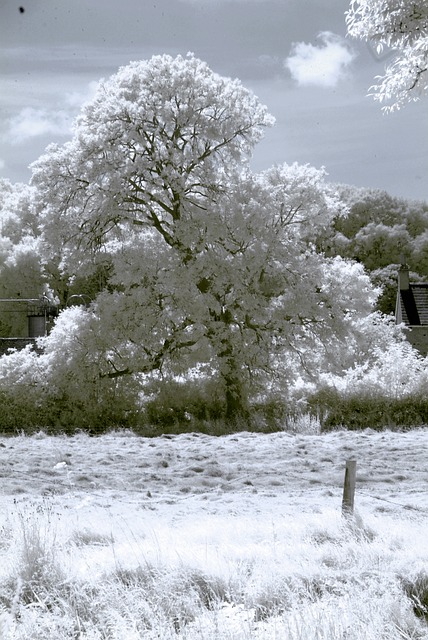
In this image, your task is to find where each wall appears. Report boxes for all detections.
[405,326,428,357]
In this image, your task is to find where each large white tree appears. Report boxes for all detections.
[346,0,428,110]
[29,54,380,421]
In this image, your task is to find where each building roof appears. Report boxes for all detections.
[397,283,428,326]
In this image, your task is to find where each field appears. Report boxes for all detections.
[0,426,427,639]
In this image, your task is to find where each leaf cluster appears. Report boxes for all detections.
[346,0,428,110]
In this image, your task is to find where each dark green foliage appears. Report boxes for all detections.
[138,379,286,437]
[0,376,289,436]
[309,387,428,431]
[3,375,427,435]
[251,397,288,430]
[0,390,51,433]
[0,390,139,435]
[402,573,428,621]
[144,379,225,427]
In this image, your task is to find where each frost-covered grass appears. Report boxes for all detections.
[0,428,427,638]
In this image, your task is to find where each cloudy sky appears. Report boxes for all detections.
[0,0,427,201]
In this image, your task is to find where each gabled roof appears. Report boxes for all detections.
[397,283,428,326]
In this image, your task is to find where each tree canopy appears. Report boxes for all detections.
[346,0,428,110]
[316,185,428,314]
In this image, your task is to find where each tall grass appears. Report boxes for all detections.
[0,501,427,639]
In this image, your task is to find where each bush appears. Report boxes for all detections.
[143,379,226,428]
[308,387,428,431]
[139,379,292,436]
[401,572,428,621]
[0,371,297,437]
[0,389,140,435]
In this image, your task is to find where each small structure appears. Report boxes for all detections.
[27,298,58,337]
[395,264,428,356]
[0,296,58,356]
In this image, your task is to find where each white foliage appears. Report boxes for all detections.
[1,54,408,415]
[31,53,275,274]
[0,345,47,397]
[346,0,428,110]
[0,606,13,640]
[315,316,428,400]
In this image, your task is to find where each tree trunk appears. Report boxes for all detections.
[224,377,248,423]
[221,352,249,424]
[213,306,249,424]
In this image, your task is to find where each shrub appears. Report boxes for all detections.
[143,378,226,429]
[0,389,140,435]
[308,387,428,431]
[402,572,428,621]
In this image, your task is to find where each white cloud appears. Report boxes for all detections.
[284,32,356,88]
[65,80,99,109]
[8,107,73,144]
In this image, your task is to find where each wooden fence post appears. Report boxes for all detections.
[342,459,357,516]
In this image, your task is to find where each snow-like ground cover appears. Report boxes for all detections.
[0,427,427,639]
